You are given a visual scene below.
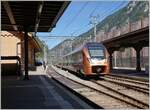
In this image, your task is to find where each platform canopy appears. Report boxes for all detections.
[1,1,70,32]
[102,26,149,51]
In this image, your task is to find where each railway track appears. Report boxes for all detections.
[107,74,149,85]
[109,74,149,83]
[91,79,149,108]
[59,65,149,93]
[48,66,149,109]
[101,75,149,93]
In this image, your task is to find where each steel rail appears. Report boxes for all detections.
[100,77,149,94]
[50,66,148,109]
[91,80,149,108]
[103,75,149,89]
[109,74,149,86]
[101,77,149,94]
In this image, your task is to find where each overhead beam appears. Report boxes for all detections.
[48,1,70,31]
[38,36,76,38]
[3,1,18,31]
[34,1,44,34]
[102,26,149,50]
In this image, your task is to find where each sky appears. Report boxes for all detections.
[37,1,129,49]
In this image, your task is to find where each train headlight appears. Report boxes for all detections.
[88,58,107,65]
[103,59,107,64]
[89,58,100,64]
[99,59,107,64]
[92,58,98,64]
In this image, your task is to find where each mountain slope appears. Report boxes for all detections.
[74,1,149,42]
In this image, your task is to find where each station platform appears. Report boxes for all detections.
[111,67,149,80]
[1,66,92,109]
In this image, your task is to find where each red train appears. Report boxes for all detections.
[59,42,110,76]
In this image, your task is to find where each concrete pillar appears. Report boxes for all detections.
[24,27,29,80]
[109,53,113,70]
[108,49,114,70]
[134,46,142,72]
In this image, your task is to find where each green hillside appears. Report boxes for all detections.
[35,37,49,61]
[48,1,149,58]
[74,1,149,43]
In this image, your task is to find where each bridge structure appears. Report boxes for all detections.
[96,18,149,72]
[48,18,149,72]
[103,26,149,71]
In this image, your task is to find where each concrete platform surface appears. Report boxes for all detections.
[1,66,92,109]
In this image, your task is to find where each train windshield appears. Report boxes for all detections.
[88,46,104,58]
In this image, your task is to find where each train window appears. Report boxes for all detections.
[72,51,82,64]
[88,47,104,58]
[63,50,83,65]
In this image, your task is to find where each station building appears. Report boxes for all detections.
[1,31,41,75]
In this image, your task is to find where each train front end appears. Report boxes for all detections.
[83,42,109,75]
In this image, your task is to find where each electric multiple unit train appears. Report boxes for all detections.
[58,42,109,76]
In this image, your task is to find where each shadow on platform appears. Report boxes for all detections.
[1,74,92,109]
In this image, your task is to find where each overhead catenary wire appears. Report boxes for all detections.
[88,1,128,36]
[70,23,90,36]
[89,2,102,17]
[38,36,76,41]
[70,2,102,36]
[97,1,127,24]
[69,2,101,36]
[58,2,89,35]
[70,1,128,37]
[47,1,129,56]
[40,1,128,41]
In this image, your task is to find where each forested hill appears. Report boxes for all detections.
[75,1,149,41]
[48,1,149,57]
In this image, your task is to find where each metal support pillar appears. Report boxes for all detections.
[134,46,142,72]
[24,27,29,80]
[34,49,36,66]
